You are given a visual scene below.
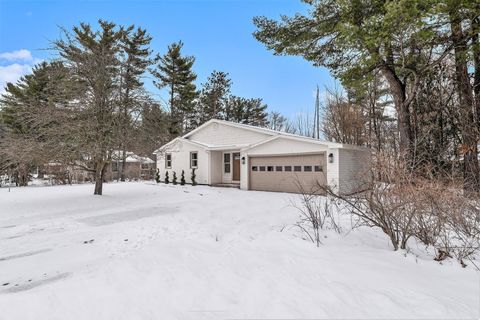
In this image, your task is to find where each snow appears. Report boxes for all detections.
[0,182,478,319]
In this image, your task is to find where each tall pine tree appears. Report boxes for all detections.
[117,26,153,181]
[151,41,197,136]
[197,71,231,125]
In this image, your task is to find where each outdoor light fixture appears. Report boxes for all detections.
[241,156,246,164]
[328,153,334,163]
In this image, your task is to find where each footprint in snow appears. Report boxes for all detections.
[83,239,95,244]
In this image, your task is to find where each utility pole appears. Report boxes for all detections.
[315,85,320,139]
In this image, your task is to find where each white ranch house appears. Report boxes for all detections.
[154,119,370,194]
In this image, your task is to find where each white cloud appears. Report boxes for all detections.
[0,49,33,62]
[0,63,34,95]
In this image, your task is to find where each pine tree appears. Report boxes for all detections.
[172,171,177,185]
[191,168,197,186]
[224,96,268,126]
[0,61,73,186]
[155,169,160,183]
[54,20,123,195]
[180,169,185,185]
[197,71,231,125]
[151,41,197,135]
[165,171,169,184]
[117,26,153,181]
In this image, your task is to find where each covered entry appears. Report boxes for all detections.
[249,153,326,193]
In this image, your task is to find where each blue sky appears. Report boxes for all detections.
[0,0,335,118]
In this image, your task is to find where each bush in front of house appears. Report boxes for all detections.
[165,171,169,184]
[180,170,186,185]
[155,169,160,183]
[172,171,177,185]
[191,168,197,186]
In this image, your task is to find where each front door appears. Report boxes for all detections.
[232,152,240,181]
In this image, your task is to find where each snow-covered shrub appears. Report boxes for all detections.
[172,171,177,185]
[180,170,185,185]
[165,171,169,184]
[191,168,197,186]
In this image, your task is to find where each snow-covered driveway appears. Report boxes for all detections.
[0,182,478,319]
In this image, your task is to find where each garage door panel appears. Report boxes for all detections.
[249,154,326,194]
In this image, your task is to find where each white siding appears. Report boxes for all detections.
[246,137,330,156]
[338,148,371,194]
[187,122,271,146]
[156,141,209,185]
[210,151,222,184]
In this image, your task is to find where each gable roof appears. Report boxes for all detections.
[182,119,365,150]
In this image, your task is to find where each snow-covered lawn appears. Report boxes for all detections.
[0,182,478,319]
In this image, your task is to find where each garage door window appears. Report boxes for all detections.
[252,166,258,171]
[294,166,302,172]
[304,166,312,172]
[275,166,283,171]
[315,165,323,172]
[285,166,292,171]
[259,166,266,171]
[267,166,274,172]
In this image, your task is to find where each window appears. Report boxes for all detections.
[112,162,118,172]
[141,163,149,170]
[165,153,172,169]
[304,166,312,172]
[284,166,292,172]
[314,165,323,172]
[252,166,258,171]
[259,166,266,171]
[294,166,302,172]
[224,153,231,173]
[190,152,198,168]
[267,166,274,172]
[275,166,283,171]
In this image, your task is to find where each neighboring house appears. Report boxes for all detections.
[105,151,156,181]
[154,119,370,194]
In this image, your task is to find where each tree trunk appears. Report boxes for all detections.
[94,162,107,195]
[120,148,127,182]
[379,65,413,159]
[451,13,480,193]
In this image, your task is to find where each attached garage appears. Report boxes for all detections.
[249,153,326,193]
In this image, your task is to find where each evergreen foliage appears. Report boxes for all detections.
[191,168,197,186]
[165,171,169,184]
[180,169,185,185]
[151,41,197,135]
[224,96,268,126]
[197,71,232,125]
[155,169,160,183]
[172,171,177,185]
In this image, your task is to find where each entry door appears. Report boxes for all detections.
[232,152,241,181]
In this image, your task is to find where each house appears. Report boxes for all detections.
[105,151,156,181]
[154,119,370,194]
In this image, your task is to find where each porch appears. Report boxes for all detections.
[209,150,242,186]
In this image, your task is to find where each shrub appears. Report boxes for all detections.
[191,168,197,186]
[165,171,169,184]
[155,169,160,183]
[172,171,177,185]
[180,170,185,185]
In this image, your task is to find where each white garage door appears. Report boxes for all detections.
[249,154,326,194]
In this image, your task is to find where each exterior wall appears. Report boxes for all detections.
[157,141,209,185]
[243,137,331,191]
[326,148,340,192]
[210,151,222,184]
[187,122,271,146]
[338,148,371,195]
